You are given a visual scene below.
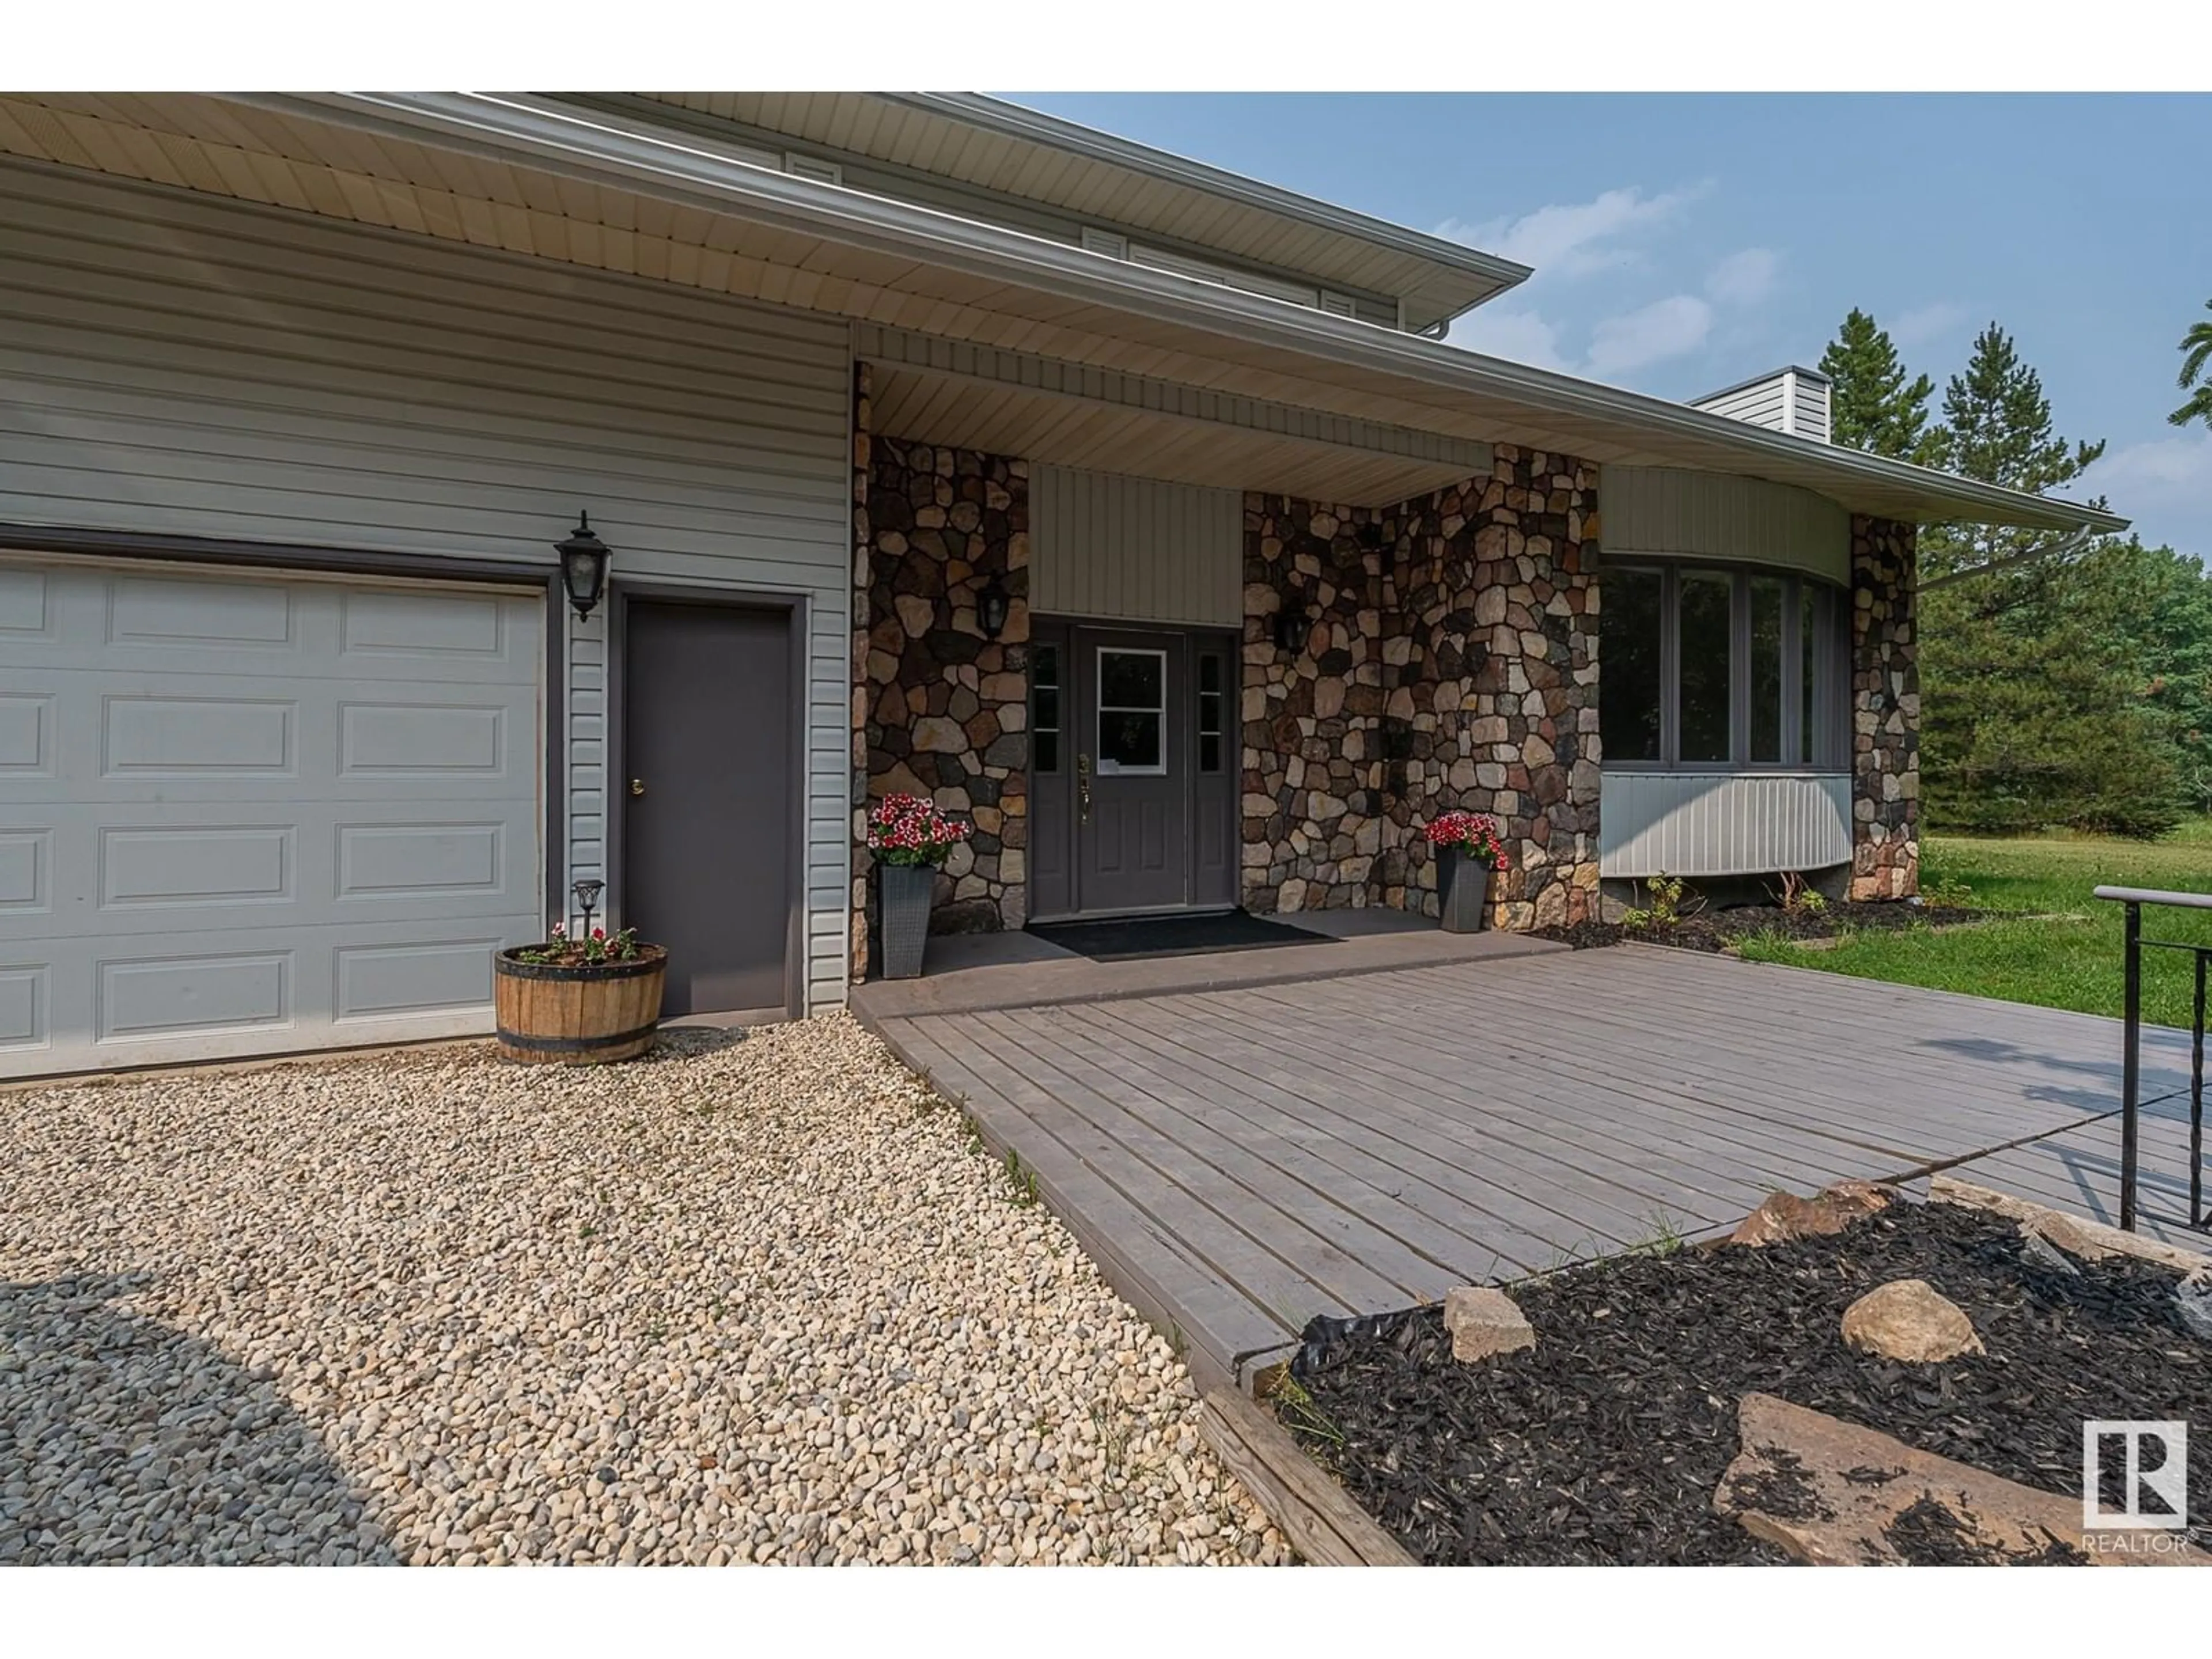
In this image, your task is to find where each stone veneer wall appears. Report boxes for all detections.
[856,413,1032,957]
[1242,445,1603,929]
[1850,515,1919,900]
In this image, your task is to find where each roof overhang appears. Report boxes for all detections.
[628,90,1529,332]
[0,89,2127,537]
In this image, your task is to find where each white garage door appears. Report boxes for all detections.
[1,557,544,1077]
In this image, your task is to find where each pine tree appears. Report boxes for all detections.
[2173,298,2212,431]
[1915,324,2179,836]
[1817,308,1937,462]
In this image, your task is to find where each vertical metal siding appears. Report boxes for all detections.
[1600,467,1850,586]
[0,158,855,1011]
[1032,466,1243,626]
[1599,772,1853,877]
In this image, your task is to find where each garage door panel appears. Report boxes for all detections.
[1,559,543,1076]
[332,937,502,1023]
[98,948,292,1041]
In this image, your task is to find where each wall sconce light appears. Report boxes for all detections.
[976,577,1010,638]
[1272,597,1308,654]
[555,512,611,619]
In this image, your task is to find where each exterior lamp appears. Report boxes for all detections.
[976,577,1010,637]
[555,512,611,619]
[1272,597,1308,654]
[571,878,604,937]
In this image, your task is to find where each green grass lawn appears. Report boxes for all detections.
[1734,820,2212,1027]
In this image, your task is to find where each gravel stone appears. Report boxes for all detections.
[0,1017,1290,1566]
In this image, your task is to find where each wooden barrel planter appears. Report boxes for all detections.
[493,945,667,1064]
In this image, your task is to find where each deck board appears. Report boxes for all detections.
[864,944,2200,1389]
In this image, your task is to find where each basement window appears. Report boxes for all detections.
[1599,562,1850,771]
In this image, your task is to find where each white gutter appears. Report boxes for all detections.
[235,90,2126,539]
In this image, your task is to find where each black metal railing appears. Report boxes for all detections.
[2093,885,2210,1233]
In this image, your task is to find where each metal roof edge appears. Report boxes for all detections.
[892,92,1532,304]
[240,92,2126,538]
[1691,363,1835,405]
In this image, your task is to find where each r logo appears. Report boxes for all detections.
[2083,1421,2189,1529]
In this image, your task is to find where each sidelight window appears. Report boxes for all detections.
[1032,645,1060,774]
[1197,653,1226,774]
[1096,647,1167,775]
[1599,563,1850,771]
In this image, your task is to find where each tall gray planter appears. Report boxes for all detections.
[1436,845,1494,934]
[878,863,937,979]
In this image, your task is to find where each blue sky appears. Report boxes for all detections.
[1010,93,2212,554]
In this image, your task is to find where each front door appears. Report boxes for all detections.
[621,599,793,1017]
[1073,626,1190,914]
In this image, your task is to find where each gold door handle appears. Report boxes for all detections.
[1077,753,1091,823]
[629,778,646,797]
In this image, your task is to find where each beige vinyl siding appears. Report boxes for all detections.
[0,157,856,1012]
[1032,467,1243,627]
[1599,772,1853,878]
[1690,379,1789,431]
[1600,467,1850,586]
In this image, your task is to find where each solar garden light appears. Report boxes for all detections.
[571,878,605,938]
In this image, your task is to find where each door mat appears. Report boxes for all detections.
[1028,911,1334,962]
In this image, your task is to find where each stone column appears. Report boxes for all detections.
[1850,515,1919,899]
[862,440,1031,940]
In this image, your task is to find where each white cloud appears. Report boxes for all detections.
[2081,431,2212,551]
[1890,302,1970,349]
[1436,182,1707,279]
[1585,294,1714,377]
[1705,247,1779,306]
[1442,305,1571,371]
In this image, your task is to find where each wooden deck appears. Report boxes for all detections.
[863,943,2203,1391]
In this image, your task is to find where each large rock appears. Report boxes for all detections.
[1718,1393,2204,1566]
[1840,1279,1984,1363]
[1730,1180,1894,1247]
[1442,1285,1535,1363]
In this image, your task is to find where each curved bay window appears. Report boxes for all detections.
[1600,563,1849,771]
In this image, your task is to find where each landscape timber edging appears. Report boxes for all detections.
[1197,1387,1418,1568]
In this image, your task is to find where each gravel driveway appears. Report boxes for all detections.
[0,1017,1288,1565]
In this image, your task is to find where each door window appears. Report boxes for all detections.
[1096,647,1167,775]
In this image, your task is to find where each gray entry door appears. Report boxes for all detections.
[621,600,792,1017]
[1073,627,1190,914]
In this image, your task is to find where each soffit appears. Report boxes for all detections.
[0,92,2123,536]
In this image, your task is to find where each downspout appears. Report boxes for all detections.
[1915,522,2099,593]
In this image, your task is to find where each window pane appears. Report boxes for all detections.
[1100,711,1161,770]
[1199,732,1222,772]
[1679,571,1733,763]
[1749,575,1783,763]
[1198,654,1221,697]
[1033,688,1059,733]
[1032,643,1058,691]
[1099,650,1162,709]
[1035,730,1059,774]
[1599,567,1663,763]
[1800,588,1819,766]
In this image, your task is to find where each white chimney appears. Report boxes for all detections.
[1690,365,1831,444]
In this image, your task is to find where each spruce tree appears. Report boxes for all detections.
[1817,308,1937,462]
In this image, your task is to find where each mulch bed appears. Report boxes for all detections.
[1536,899,1979,954]
[1279,1202,2211,1565]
